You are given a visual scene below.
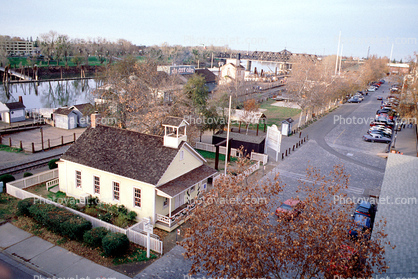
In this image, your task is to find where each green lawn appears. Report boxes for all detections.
[0,194,19,221]
[232,99,301,130]
[0,144,23,153]
[197,150,238,162]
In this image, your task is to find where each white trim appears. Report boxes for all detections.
[75,170,82,189]
[93,174,101,195]
[112,180,121,202]
[133,186,142,209]
[157,174,215,198]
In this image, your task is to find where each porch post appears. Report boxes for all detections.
[169,198,172,227]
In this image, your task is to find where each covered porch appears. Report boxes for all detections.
[154,164,217,232]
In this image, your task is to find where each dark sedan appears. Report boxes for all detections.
[363,134,392,143]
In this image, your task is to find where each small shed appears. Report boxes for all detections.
[281,118,294,136]
[53,107,78,130]
[69,103,94,127]
[212,131,266,156]
[0,101,26,123]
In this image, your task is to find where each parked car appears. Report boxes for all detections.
[354,94,364,101]
[369,126,393,135]
[275,199,305,219]
[363,134,392,143]
[349,213,372,240]
[377,96,383,100]
[368,130,392,138]
[368,86,376,92]
[355,201,377,219]
[380,79,385,84]
[370,121,393,128]
[348,97,361,103]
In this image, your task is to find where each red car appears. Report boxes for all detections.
[275,199,305,219]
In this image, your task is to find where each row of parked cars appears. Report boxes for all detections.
[362,81,399,143]
[347,91,367,103]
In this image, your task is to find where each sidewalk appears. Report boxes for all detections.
[0,222,131,279]
[393,125,417,157]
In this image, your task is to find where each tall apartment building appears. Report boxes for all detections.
[0,36,34,56]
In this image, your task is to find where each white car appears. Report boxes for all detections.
[369,126,392,135]
[368,87,376,92]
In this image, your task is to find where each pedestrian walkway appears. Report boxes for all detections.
[393,125,417,157]
[134,245,204,279]
[0,222,130,279]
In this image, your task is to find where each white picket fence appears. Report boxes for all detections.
[250,152,268,165]
[6,171,163,254]
[195,142,241,157]
[196,142,268,165]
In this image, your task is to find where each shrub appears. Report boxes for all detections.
[102,232,129,256]
[48,159,59,169]
[17,198,35,216]
[114,215,129,228]
[117,205,128,215]
[98,212,112,223]
[84,207,99,217]
[0,174,15,192]
[83,227,109,248]
[23,172,33,177]
[28,203,92,240]
[0,174,15,184]
[127,211,137,221]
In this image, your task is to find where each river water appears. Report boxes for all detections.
[0,79,102,110]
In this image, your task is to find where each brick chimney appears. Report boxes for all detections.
[18,96,23,103]
[90,111,101,128]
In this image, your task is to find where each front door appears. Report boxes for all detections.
[174,192,185,209]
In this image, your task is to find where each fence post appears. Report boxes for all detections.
[73,133,76,142]
[20,141,22,150]
[9,137,12,147]
[282,153,284,160]
[285,150,288,156]
[61,136,64,145]
[292,145,295,151]
[48,139,50,149]
[288,148,291,154]
[0,136,2,144]
[32,142,35,153]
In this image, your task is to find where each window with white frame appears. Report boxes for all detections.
[75,171,82,188]
[94,176,100,194]
[179,150,184,161]
[163,197,168,208]
[134,188,141,207]
[113,181,120,201]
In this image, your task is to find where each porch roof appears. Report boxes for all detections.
[157,164,217,197]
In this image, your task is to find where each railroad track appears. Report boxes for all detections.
[0,154,63,176]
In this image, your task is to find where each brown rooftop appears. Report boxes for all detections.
[61,125,185,185]
[53,107,74,116]
[157,164,217,197]
[162,116,186,127]
[5,102,25,110]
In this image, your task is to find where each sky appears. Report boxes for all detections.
[1,0,417,60]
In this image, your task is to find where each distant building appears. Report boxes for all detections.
[53,107,78,130]
[69,103,95,128]
[0,36,34,56]
[0,101,26,123]
[219,59,245,84]
[388,63,410,75]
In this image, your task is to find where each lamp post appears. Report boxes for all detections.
[40,127,44,150]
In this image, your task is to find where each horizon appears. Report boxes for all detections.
[1,0,417,61]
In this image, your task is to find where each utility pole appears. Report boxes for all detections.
[334,31,341,76]
[367,46,370,59]
[338,44,343,76]
[224,95,232,175]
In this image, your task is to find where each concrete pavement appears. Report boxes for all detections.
[0,222,131,279]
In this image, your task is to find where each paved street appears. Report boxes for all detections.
[135,80,405,278]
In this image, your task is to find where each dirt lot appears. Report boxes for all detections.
[1,125,85,152]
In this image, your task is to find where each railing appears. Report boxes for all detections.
[156,202,196,228]
[46,178,59,190]
[7,169,59,189]
[195,142,240,157]
[250,152,268,165]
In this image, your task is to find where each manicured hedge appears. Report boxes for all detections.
[28,203,91,240]
[83,227,109,248]
[23,172,33,177]
[102,232,129,256]
[48,159,59,169]
[17,198,35,216]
